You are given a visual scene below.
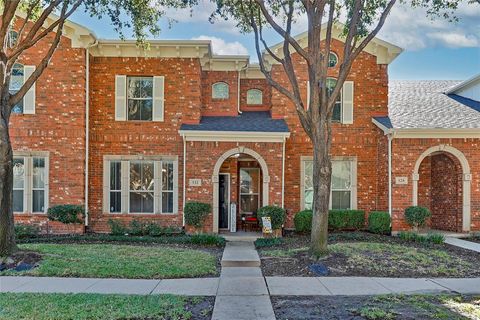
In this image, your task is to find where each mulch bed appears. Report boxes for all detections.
[259,232,480,278]
[184,297,215,320]
[465,237,480,244]
[272,295,478,320]
[0,251,42,272]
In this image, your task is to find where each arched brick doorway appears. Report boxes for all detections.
[212,147,270,233]
[412,145,471,232]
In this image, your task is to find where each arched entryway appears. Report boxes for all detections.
[412,145,471,232]
[212,147,270,233]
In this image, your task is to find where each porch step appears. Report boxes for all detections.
[221,241,261,268]
[220,231,263,242]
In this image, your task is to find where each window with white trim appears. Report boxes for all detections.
[127,76,153,121]
[246,89,263,105]
[302,158,355,210]
[328,52,338,67]
[212,82,229,99]
[326,78,342,122]
[10,63,24,114]
[105,158,178,214]
[13,155,48,213]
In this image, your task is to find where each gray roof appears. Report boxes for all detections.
[179,111,289,133]
[381,80,480,129]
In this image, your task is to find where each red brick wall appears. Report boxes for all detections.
[273,39,390,226]
[88,57,203,233]
[391,139,480,232]
[201,71,239,116]
[240,79,271,112]
[10,20,87,234]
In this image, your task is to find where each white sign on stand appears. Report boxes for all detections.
[230,203,237,233]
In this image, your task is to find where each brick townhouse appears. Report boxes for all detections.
[9,15,480,234]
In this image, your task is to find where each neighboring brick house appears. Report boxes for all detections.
[9,17,480,234]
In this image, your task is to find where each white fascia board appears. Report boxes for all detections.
[445,73,480,94]
[179,130,290,142]
[371,119,480,138]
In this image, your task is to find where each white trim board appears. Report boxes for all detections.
[179,130,290,142]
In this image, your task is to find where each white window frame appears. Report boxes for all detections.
[127,76,154,121]
[13,152,49,214]
[328,52,338,67]
[104,155,178,215]
[327,77,342,122]
[212,82,229,99]
[300,156,357,211]
[246,89,263,105]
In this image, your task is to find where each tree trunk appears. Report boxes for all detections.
[0,104,16,256]
[310,121,332,257]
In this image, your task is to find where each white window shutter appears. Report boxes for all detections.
[342,81,354,124]
[115,75,127,121]
[306,80,310,110]
[23,66,36,114]
[153,76,165,121]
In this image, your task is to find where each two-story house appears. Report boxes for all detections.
[10,16,480,234]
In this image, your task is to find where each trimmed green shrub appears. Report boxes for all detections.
[184,202,211,228]
[108,219,128,235]
[404,206,431,230]
[328,209,365,231]
[398,231,444,244]
[129,220,146,236]
[189,234,226,246]
[14,224,40,239]
[294,210,313,233]
[254,237,284,248]
[257,205,286,230]
[145,223,164,237]
[47,204,84,224]
[368,211,391,234]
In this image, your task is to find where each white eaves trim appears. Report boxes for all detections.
[372,118,480,139]
[445,73,480,95]
[179,130,290,142]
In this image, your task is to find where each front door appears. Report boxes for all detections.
[219,174,229,229]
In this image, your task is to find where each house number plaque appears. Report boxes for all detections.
[189,179,202,187]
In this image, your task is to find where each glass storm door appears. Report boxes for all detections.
[239,168,260,215]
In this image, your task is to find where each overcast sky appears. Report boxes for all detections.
[71,1,480,80]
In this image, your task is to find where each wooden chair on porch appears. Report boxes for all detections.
[241,212,259,232]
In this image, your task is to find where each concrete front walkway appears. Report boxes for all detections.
[445,237,480,253]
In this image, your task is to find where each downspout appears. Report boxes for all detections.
[182,136,186,226]
[281,136,286,208]
[84,41,97,228]
[387,133,393,218]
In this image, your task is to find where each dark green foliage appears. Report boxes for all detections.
[257,205,286,230]
[368,211,391,235]
[294,210,313,233]
[328,210,365,231]
[108,219,128,236]
[108,219,181,237]
[47,205,84,224]
[398,232,445,244]
[254,237,284,248]
[404,206,431,229]
[14,224,39,239]
[17,234,225,247]
[184,202,211,228]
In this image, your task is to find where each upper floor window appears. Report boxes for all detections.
[10,63,24,114]
[247,89,263,105]
[212,82,229,99]
[328,52,338,67]
[8,30,18,48]
[326,78,342,122]
[127,76,153,121]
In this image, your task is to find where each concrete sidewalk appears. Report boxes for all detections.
[2,275,480,296]
[445,237,480,253]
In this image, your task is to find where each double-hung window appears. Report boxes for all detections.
[13,154,49,213]
[10,63,24,114]
[301,157,356,210]
[127,77,153,121]
[105,157,178,214]
[326,78,342,122]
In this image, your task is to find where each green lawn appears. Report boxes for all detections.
[2,243,217,279]
[0,293,213,320]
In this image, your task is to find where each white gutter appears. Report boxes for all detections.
[179,130,290,143]
[182,137,186,227]
[387,133,393,218]
[84,41,97,227]
[281,136,286,208]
